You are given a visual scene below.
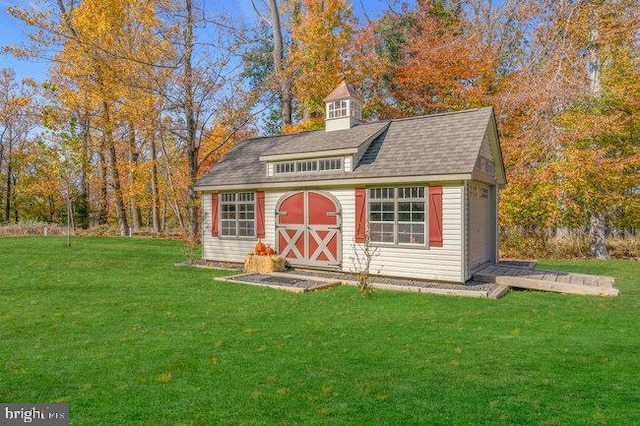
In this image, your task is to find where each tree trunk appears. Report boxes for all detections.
[5,161,11,222]
[150,134,160,234]
[11,172,18,223]
[97,138,109,225]
[586,20,608,259]
[267,0,292,126]
[66,180,73,247]
[103,102,129,236]
[589,213,609,259]
[161,193,167,232]
[48,195,55,223]
[4,128,12,222]
[77,113,91,229]
[0,138,4,219]
[159,129,185,230]
[184,0,199,243]
[127,122,141,229]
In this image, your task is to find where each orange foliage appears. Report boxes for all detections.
[393,4,498,113]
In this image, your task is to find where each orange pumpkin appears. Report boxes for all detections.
[265,247,275,256]
[255,241,266,255]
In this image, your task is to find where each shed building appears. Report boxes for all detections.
[195,81,506,283]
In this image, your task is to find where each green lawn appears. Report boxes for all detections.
[1,237,638,425]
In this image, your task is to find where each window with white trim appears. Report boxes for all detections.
[273,157,343,175]
[220,192,255,237]
[368,187,426,245]
[318,158,342,171]
[296,160,317,172]
[275,162,295,174]
[327,100,348,119]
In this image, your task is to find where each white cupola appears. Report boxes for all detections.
[324,80,363,132]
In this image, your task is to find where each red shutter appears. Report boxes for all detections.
[256,191,265,239]
[355,188,366,243]
[429,186,443,247]
[211,193,219,237]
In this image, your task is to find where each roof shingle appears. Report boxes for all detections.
[195,107,495,189]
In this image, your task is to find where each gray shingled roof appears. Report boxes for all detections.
[195,107,495,189]
[261,121,388,157]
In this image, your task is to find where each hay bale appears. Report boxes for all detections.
[244,254,286,273]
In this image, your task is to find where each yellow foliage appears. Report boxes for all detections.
[288,0,357,120]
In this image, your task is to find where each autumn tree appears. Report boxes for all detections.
[286,0,357,131]
[497,0,639,258]
[350,10,414,120]
[0,68,38,223]
[39,116,86,246]
[392,0,500,114]
[248,0,293,130]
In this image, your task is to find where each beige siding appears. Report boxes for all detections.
[480,134,492,160]
[342,185,464,282]
[203,186,465,282]
[201,193,256,262]
[462,182,470,281]
[264,191,282,249]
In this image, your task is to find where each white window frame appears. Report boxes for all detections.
[220,192,256,238]
[368,187,427,246]
[327,100,349,119]
[273,157,343,175]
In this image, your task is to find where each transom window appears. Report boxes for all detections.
[327,100,348,119]
[220,192,255,237]
[369,187,426,245]
[274,157,343,175]
[275,162,295,174]
[318,158,342,171]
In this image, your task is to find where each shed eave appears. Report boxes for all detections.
[194,173,472,192]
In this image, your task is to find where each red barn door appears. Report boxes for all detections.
[276,191,341,269]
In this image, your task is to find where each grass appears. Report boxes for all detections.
[1,237,639,425]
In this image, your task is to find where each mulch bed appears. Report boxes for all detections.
[227,274,336,290]
[284,269,497,293]
[226,273,341,293]
[179,261,499,295]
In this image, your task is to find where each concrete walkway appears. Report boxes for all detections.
[474,263,619,296]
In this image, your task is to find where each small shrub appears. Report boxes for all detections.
[180,232,201,265]
[350,228,381,296]
[500,227,638,259]
[608,237,640,259]
[0,222,65,237]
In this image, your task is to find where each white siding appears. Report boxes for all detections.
[201,193,256,263]
[203,186,465,282]
[344,156,353,172]
[264,191,282,249]
[342,185,464,283]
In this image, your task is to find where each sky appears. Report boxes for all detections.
[0,0,413,83]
